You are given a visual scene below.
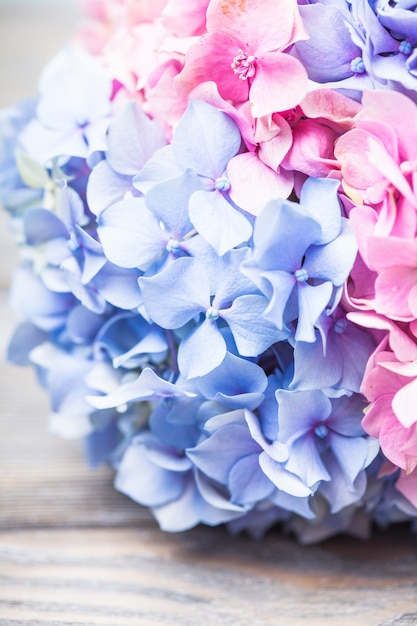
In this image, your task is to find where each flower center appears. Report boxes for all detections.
[399,40,412,56]
[333,318,347,334]
[294,268,309,282]
[215,176,231,191]
[350,57,365,74]
[400,160,417,175]
[166,238,181,254]
[206,306,219,321]
[231,50,256,80]
[314,423,329,439]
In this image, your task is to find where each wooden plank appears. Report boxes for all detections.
[0,526,417,625]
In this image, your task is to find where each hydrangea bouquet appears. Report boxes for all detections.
[2,0,417,543]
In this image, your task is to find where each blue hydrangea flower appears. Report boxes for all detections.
[86,101,167,216]
[134,100,253,255]
[115,430,248,532]
[289,307,376,393]
[187,409,312,507]
[139,250,286,378]
[276,389,379,506]
[0,99,42,214]
[97,169,207,273]
[18,46,112,166]
[242,177,358,343]
[372,0,417,92]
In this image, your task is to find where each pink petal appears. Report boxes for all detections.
[348,205,378,268]
[347,311,417,362]
[368,236,417,270]
[334,129,385,192]
[392,378,417,428]
[360,90,417,162]
[396,470,417,508]
[161,0,210,37]
[366,134,417,207]
[227,152,293,216]
[300,89,360,129]
[250,53,308,117]
[206,0,308,52]
[378,412,417,472]
[374,266,417,320]
[282,118,339,177]
[257,115,293,171]
[175,31,249,104]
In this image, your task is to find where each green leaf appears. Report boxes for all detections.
[16,152,50,189]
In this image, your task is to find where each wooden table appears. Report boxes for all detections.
[1,3,417,625]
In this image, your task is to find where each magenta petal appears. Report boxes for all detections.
[176,31,249,104]
[250,53,308,117]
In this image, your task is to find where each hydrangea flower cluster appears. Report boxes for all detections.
[2,0,417,543]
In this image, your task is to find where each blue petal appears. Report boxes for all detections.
[213,247,255,306]
[98,197,164,269]
[178,319,226,378]
[87,159,137,216]
[228,455,275,505]
[189,189,252,255]
[139,256,210,328]
[196,352,267,410]
[291,332,343,391]
[223,294,287,356]
[133,145,183,194]
[145,168,201,237]
[187,423,260,485]
[93,262,142,310]
[106,101,167,176]
[24,208,68,244]
[282,435,331,487]
[115,436,187,507]
[304,220,358,286]
[251,199,322,272]
[296,281,333,343]
[259,453,313,496]
[172,100,241,176]
[277,388,332,442]
[299,177,343,244]
[89,367,195,409]
[328,433,369,486]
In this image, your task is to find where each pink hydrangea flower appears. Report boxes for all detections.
[281,89,360,179]
[176,0,309,117]
[361,347,417,474]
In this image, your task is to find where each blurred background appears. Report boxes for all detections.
[0,0,82,288]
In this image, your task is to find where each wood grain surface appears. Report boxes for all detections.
[2,3,417,625]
